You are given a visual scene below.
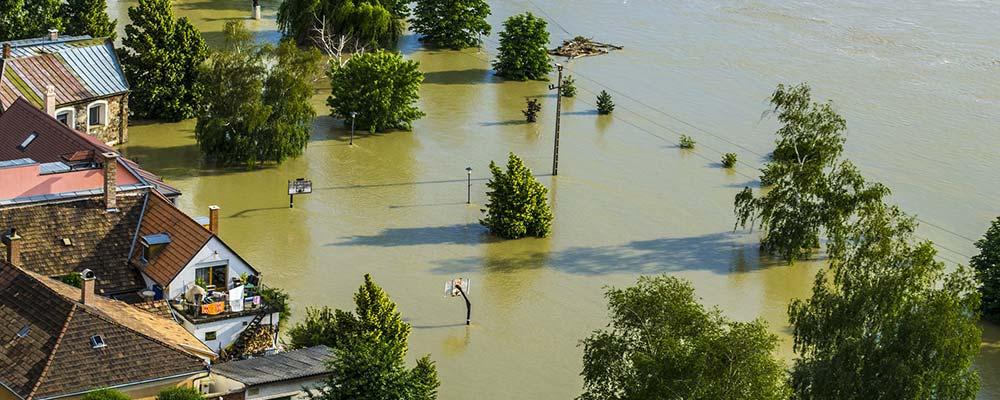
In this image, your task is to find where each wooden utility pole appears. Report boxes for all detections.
[548,64,564,176]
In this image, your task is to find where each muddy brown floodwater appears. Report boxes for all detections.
[113,0,1000,398]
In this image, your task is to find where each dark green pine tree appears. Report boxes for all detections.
[480,152,553,239]
[0,0,62,41]
[121,0,207,121]
[492,12,552,81]
[410,0,491,50]
[596,90,614,114]
[60,0,117,40]
[972,216,1000,321]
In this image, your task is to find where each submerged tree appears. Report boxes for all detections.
[560,75,577,97]
[277,0,407,49]
[196,21,322,167]
[480,153,553,239]
[972,216,1000,321]
[0,0,62,41]
[327,50,424,132]
[595,90,614,114]
[121,0,207,121]
[492,12,551,81]
[734,83,888,262]
[579,275,790,400]
[789,203,981,399]
[60,0,116,39]
[410,0,490,49]
[523,98,541,122]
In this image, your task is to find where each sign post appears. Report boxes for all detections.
[287,178,313,208]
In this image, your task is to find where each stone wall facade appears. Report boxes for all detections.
[66,93,129,145]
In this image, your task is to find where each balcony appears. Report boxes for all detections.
[169,283,276,325]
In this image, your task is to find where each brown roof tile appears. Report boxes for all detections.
[136,193,213,286]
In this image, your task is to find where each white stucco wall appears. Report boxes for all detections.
[165,237,258,300]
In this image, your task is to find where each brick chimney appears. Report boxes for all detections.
[208,205,220,235]
[3,228,21,266]
[44,85,56,116]
[80,269,96,305]
[48,29,58,41]
[101,152,118,211]
[2,43,10,58]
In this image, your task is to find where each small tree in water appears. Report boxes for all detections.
[410,0,491,49]
[480,153,553,239]
[972,215,1000,321]
[523,98,542,122]
[560,75,577,98]
[595,90,614,114]
[492,12,551,81]
[327,50,425,133]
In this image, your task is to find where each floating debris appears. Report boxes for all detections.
[548,36,623,59]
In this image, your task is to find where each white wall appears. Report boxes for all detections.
[166,237,258,300]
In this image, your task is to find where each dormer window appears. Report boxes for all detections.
[17,132,37,151]
[140,233,171,263]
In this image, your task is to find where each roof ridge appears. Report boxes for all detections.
[27,304,77,399]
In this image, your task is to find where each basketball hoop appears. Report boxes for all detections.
[444,278,472,325]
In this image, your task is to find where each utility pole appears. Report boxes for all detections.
[548,64,564,176]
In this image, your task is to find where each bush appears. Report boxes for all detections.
[410,0,491,49]
[722,153,737,168]
[480,153,553,239]
[156,386,204,400]
[82,389,130,400]
[327,50,425,132]
[523,98,541,123]
[596,90,614,114]
[492,13,551,81]
[973,216,1000,321]
[560,75,576,98]
[60,272,82,288]
[259,286,292,329]
[679,135,695,149]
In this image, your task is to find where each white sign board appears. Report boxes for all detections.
[444,278,470,297]
[288,179,313,195]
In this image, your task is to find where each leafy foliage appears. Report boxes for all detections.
[326,50,424,132]
[60,0,116,40]
[0,0,61,41]
[679,134,695,149]
[81,389,130,400]
[120,0,207,121]
[277,0,407,48]
[259,286,292,329]
[560,75,576,97]
[156,386,205,400]
[480,153,553,239]
[579,275,790,400]
[595,90,614,114]
[788,203,981,399]
[523,98,541,122]
[492,12,552,81]
[972,216,1000,321]
[410,0,490,49]
[734,83,889,262]
[59,272,82,288]
[722,152,737,168]
[196,21,322,167]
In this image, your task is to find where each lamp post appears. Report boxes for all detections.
[547,64,564,176]
[465,166,472,204]
[349,111,357,146]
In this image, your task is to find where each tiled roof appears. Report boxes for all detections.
[0,36,127,109]
[0,263,210,399]
[136,192,213,286]
[212,346,332,386]
[0,97,182,198]
[0,193,148,294]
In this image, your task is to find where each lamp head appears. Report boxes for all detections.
[465,167,472,174]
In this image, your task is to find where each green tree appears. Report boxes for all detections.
[492,12,551,81]
[120,0,207,121]
[0,0,61,42]
[156,386,205,400]
[560,75,576,97]
[972,216,1000,321]
[788,203,981,399]
[60,0,116,40]
[326,50,424,132]
[734,83,889,262]
[410,0,490,49]
[277,0,407,49]
[480,153,552,239]
[81,389,130,400]
[595,90,614,114]
[579,275,789,400]
[196,21,321,167]
[259,286,292,329]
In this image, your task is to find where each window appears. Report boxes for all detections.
[204,331,217,341]
[87,101,107,127]
[17,133,37,151]
[195,264,228,289]
[90,335,106,348]
[55,108,74,127]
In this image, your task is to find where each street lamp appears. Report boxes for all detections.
[465,167,472,204]
[349,111,357,146]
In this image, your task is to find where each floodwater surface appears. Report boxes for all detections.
[113,0,1000,398]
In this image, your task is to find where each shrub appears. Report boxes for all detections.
[679,135,695,149]
[722,153,737,168]
[259,286,292,329]
[156,386,204,400]
[81,389,130,400]
[596,90,614,114]
[327,50,425,132]
[480,153,553,239]
[560,75,576,98]
[60,272,82,288]
[492,12,551,81]
[523,98,541,123]
[972,216,1000,321]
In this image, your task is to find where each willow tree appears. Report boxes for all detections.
[277,0,407,49]
[789,203,981,399]
[60,0,116,39]
[410,0,491,49]
[492,12,551,81]
[0,0,62,41]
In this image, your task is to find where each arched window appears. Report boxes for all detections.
[55,107,75,128]
[87,101,108,128]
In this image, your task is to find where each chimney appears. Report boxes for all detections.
[3,228,21,266]
[80,269,96,305]
[44,85,56,116]
[101,152,118,211]
[48,29,58,41]
[2,43,10,58]
[208,205,220,235]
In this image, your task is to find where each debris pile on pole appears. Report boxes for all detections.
[548,36,623,59]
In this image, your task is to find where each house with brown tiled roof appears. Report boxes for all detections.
[0,30,129,145]
[0,231,214,399]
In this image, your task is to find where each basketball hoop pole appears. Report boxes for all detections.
[456,284,471,325]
